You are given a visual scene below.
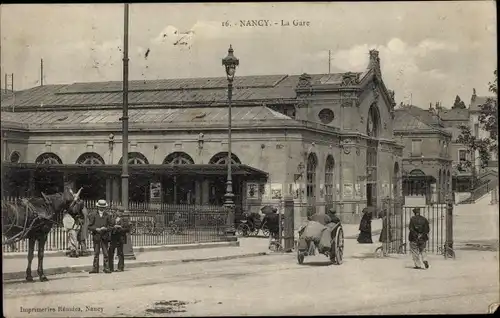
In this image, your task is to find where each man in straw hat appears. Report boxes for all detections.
[88,199,113,274]
[409,207,430,269]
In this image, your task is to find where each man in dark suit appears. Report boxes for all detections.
[108,206,131,272]
[409,207,430,269]
[88,199,113,274]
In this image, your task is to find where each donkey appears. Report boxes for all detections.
[2,187,83,282]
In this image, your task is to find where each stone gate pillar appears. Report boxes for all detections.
[283,195,294,252]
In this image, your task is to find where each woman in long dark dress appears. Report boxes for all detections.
[357,208,373,244]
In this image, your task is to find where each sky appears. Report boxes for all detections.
[0,2,496,108]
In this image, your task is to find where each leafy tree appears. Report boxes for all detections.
[456,70,498,178]
[456,124,492,171]
[478,70,498,156]
[452,95,467,109]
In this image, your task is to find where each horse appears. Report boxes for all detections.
[2,187,84,282]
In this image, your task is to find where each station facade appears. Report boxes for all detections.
[1,50,403,225]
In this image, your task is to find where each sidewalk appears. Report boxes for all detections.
[343,219,382,239]
[3,238,270,281]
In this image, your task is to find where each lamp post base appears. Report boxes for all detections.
[223,192,236,239]
[122,210,136,260]
[123,232,136,260]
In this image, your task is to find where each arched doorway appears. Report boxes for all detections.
[325,155,335,210]
[34,152,64,195]
[118,152,149,203]
[75,152,106,200]
[163,152,195,204]
[306,153,318,216]
[208,152,242,206]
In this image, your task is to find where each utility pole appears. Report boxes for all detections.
[121,3,135,260]
[40,59,44,86]
[328,50,331,74]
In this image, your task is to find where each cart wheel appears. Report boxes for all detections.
[297,251,305,264]
[262,226,270,237]
[237,224,250,237]
[332,226,344,265]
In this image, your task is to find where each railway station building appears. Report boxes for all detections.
[1,50,403,225]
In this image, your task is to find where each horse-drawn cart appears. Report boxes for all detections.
[297,222,344,265]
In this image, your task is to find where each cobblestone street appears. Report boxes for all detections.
[4,246,498,316]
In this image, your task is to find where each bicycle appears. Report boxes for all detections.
[374,241,406,257]
[268,232,283,252]
[437,244,456,259]
[167,219,187,235]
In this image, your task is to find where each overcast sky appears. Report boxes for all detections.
[0,2,496,108]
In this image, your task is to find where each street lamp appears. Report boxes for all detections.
[121,3,135,259]
[222,45,239,237]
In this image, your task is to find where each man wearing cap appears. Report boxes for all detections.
[108,206,131,272]
[88,199,113,274]
[409,208,430,269]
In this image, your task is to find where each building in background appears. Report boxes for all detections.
[1,50,403,226]
[394,104,452,205]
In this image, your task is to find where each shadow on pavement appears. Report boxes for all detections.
[3,274,90,286]
[350,253,379,259]
[299,261,333,267]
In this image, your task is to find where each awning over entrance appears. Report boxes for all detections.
[1,163,269,179]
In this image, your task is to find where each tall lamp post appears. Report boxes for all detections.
[222,45,239,236]
[121,3,135,260]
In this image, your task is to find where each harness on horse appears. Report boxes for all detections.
[2,197,57,246]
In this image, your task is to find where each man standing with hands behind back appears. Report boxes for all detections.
[409,207,430,269]
[88,199,113,274]
[109,206,131,272]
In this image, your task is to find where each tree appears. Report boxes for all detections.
[452,95,467,109]
[478,70,498,156]
[456,70,498,179]
[456,125,492,170]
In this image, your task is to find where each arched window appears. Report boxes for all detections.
[393,162,400,198]
[9,151,21,163]
[324,155,335,208]
[446,170,451,196]
[367,104,381,137]
[118,152,149,165]
[209,152,241,165]
[35,152,63,164]
[306,153,318,200]
[76,152,105,165]
[163,152,194,165]
[438,169,442,203]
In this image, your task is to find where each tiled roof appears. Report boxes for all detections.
[470,96,496,112]
[438,108,469,121]
[0,105,293,127]
[397,105,441,126]
[394,108,450,136]
[0,73,348,110]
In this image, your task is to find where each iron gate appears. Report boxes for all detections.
[380,197,454,257]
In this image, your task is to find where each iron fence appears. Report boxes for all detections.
[381,199,450,256]
[2,197,228,253]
